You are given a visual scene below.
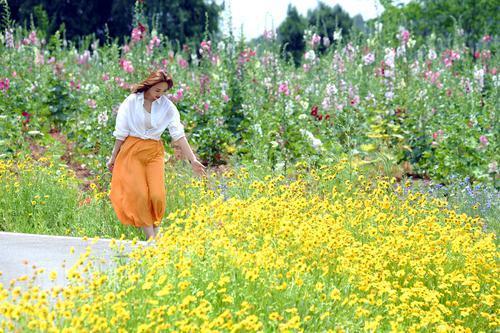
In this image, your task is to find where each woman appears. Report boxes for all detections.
[106,70,206,240]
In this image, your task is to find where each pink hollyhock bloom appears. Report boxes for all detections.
[176,88,184,100]
[178,58,188,69]
[77,50,91,65]
[203,102,210,111]
[350,95,360,106]
[363,53,375,65]
[12,71,17,77]
[482,35,492,43]
[86,99,97,109]
[479,135,489,147]
[119,59,134,73]
[200,40,211,54]
[150,35,161,48]
[29,31,38,45]
[0,78,10,91]
[278,82,289,95]
[102,73,110,81]
[223,93,229,103]
[399,29,410,44]
[311,33,321,47]
[131,23,146,42]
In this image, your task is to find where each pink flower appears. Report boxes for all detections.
[479,135,489,147]
[178,58,188,69]
[350,95,360,107]
[131,23,146,42]
[363,53,375,65]
[200,40,211,54]
[122,44,130,53]
[311,33,321,47]
[150,35,161,48]
[77,50,91,65]
[278,82,289,95]
[176,88,184,100]
[28,31,38,45]
[12,71,17,77]
[102,73,110,81]
[86,99,97,109]
[0,78,10,91]
[203,102,210,111]
[223,93,229,103]
[482,35,492,43]
[399,29,410,44]
[119,59,134,73]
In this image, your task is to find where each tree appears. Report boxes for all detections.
[5,0,223,45]
[376,0,499,48]
[277,5,307,66]
[307,2,354,52]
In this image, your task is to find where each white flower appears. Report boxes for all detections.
[217,41,225,52]
[384,48,395,68]
[254,124,262,136]
[488,161,498,173]
[298,114,307,120]
[304,50,316,61]
[312,138,322,150]
[97,111,108,125]
[474,67,485,90]
[333,29,342,41]
[326,83,337,96]
[427,49,437,60]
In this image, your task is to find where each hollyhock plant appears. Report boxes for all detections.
[22,111,31,124]
[131,23,146,42]
[119,59,134,73]
[0,78,10,92]
[278,82,290,96]
[86,99,97,109]
[399,28,410,44]
[363,53,375,65]
[479,135,489,148]
[311,33,321,47]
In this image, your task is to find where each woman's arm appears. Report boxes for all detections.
[106,139,125,172]
[174,136,206,176]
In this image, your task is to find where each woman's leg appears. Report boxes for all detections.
[141,226,155,240]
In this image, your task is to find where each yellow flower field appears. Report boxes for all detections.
[0,162,498,332]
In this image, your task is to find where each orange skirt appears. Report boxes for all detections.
[110,136,166,227]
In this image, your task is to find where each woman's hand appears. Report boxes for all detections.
[190,159,206,176]
[106,158,115,172]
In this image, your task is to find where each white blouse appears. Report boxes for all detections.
[112,92,185,142]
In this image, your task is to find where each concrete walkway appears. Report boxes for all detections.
[0,232,148,290]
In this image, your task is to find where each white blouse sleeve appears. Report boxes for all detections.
[167,102,186,141]
[112,95,132,141]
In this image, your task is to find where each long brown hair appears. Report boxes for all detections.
[131,70,173,93]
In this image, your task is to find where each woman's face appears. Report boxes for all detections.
[145,82,169,101]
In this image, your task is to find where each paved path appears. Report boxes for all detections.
[0,232,148,290]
